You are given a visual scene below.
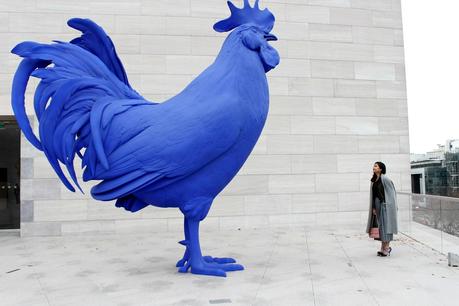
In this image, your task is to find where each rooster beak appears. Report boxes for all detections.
[264,33,278,41]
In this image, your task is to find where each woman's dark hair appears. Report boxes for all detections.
[371,161,386,182]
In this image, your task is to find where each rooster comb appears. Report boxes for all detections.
[213,0,275,33]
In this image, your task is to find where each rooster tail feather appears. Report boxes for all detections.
[11,40,143,193]
[11,57,49,150]
[67,18,131,88]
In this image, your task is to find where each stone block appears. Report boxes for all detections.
[20,158,33,179]
[166,55,214,74]
[61,220,116,235]
[312,97,356,116]
[89,0,141,15]
[358,135,400,153]
[336,116,379,135]
[9,12,65,33]
[271,58,311,78]
[337,154,381,173]
[34,199,87,222]
[374,46,405,64]
[115,219,168,234]
[314,135,359,154]
[190,0,227,18]
[141,0,191,17]
[0,13,10,32]
[352,26,395,45]
[315,173,360,192]
[289,77,335,97]
[378,117,409,135]
[263,115,291,135]
[269,174,315,194]
[309,23,352,42]
[33,156,56,179]
[140,74,191,95]
[287,40,309,59]
[245,194,292,215]
[268,77,289,96]
[291,116,336,135]
[20,200,34,222]
[373,10,403,28]
[354,62,395,81]
[275,21,308,40]
[141,35,191,55]
[21,221,61,237]
[338,191,369,211]
[222,175,269,195]
[115,15,166,35]
[308,0,350,7]
[329,7,372,26]
[355,98,402,117]
[121,54,167,75]
[21,179,60,201]
[311,60,354,79]
[291,154,338,174]
[286,5,330,23]
[267,135,314,154]
[270,96,313,116]
[399,135,410,153]
[335,79,376,98]
[209,195,245,217]
[292,193,339,213]
[351,0,392,11]
[110,34,140,54]
[240,155,291,175]
[191,36,224,55]
[309,41,373,61]
[376,81,407,99]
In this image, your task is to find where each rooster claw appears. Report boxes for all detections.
[178,258,244,277]
[203,256,236,264]
[176,258,187,267]
[177,254,237,267]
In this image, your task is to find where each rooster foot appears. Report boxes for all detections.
[178,255,244,277]
[176,217,244,276]
[176,240,237,268]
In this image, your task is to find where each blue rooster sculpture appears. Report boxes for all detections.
[11,0,279,277]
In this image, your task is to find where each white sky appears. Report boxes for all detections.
[401,0,459,154]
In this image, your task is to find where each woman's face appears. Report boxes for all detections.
[373,163,381,175]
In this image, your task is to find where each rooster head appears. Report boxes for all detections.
[214,0,280,72]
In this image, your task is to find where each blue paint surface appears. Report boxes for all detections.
[11,0,279,277]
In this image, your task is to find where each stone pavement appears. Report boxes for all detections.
[1,227,458,306]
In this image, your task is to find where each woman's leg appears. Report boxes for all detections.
[381,241,392,255]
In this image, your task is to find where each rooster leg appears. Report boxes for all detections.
[177,198,244,277]
[176,218,236,269]
[176,218,191,268]
[183,217,244,277]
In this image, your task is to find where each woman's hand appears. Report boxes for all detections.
[373,209,376,215]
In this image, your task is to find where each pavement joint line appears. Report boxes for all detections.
[334,233,380,306]
[304,228,317,306]
[20,236,52,306]
[252,231,279,304]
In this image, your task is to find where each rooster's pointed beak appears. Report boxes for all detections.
[264,34,278,41]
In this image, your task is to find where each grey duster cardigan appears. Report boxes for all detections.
[366,174,398,235]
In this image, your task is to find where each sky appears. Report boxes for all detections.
[401,0,459,154]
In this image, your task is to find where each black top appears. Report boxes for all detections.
[372,177,385,202]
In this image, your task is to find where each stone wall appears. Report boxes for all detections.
[0,0,411,236]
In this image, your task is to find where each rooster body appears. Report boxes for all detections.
[11,0,279,277]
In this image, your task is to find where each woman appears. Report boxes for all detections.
[366,161,398,256]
